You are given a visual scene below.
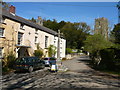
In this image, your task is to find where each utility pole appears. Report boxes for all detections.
[57,29,60,61]
[56,29,62,71]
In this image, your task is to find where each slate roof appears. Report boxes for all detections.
[2,9,58,36]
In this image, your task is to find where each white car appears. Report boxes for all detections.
[43,57,56,66]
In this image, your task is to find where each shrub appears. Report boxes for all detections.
[48,45,56,57]
[7,52,16,69]
[34,49,43,58]
[66,48,72,54]
[99,49,114,70]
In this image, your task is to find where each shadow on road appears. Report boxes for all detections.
[77,56,120,80]
[77,56,91,66]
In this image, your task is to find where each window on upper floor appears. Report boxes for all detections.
[18,32,23,45]
[45,36,48,48]
[0,17,6,24]
[20,23,25,30]
[54,36,56,40]
[0,48,3,58]
[35,29,38,34]
[35,36,38,43]
[0,28,4,37]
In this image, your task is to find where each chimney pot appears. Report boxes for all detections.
[9,5,15,14]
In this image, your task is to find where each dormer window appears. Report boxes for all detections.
[20,24,25,30]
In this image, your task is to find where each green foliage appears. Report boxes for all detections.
[29,17,36,23]
[34,49,43,58]
[48,45,56,57]
[84,34,113,53]
[2,67,10,73]
[111,23,120,44]
[84,34,114,68]
[43,19,66,32]
[99,49,115,70]
[36,43,41,50]
[66,48,72,54]
[91,48,120,72]
[43,19,90,49]
[61,22,90,49]
[7,52,16,69]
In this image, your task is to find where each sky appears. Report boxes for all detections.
[9,2,118,29]
[5,0,120,2]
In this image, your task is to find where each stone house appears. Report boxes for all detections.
[0,5,66,59]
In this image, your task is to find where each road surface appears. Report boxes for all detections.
[1,56,120,89]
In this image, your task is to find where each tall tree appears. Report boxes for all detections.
[111,24,120,44]
[84,34,112,53]
[30,17,36,23]
[61,22,90,49]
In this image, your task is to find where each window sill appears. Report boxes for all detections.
[1,22,6,25]
[0,36,5,38]
[35,33,38,35]
[35,42,38,44]
[20,28,25,30]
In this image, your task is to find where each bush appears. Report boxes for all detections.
[66,48,72,54]
[34,49,43,58]
[99,49,115,69]
[2,67,9,73]
[48,45,56,57]
[7,52,16,69]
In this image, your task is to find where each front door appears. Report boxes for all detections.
[18,47,29,58]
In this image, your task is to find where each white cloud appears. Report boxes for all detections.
[4,0,120,2]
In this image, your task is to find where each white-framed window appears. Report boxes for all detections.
[18,32,23,45]
[0,28,4,37]
[45,36,48,48]
[0,48,3,58]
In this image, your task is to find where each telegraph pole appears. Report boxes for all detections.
[56,29,62,71]
[57,29,60,61]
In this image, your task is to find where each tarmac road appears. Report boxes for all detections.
[1,55,120,89]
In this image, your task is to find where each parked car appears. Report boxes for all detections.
[14,57,45,72]
[43,57,56,66]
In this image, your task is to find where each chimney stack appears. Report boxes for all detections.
[9,5,16,14]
